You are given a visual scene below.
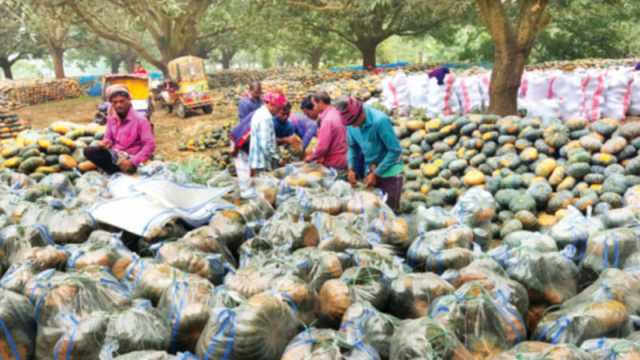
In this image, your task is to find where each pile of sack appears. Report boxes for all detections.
[380,67,640,121]
[0,113,29,140]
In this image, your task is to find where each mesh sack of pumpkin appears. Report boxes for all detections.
[388,272,455,319]
[250,174,280,207]
[123,258,203,305]
[600,207,640,229]
[549,206,604,257]
[563,269,640,316]
[367,209,411,252]
[31,270,131,326]
[339,301,398,359]
[292,187,345,220]
[291,248,344,292]
[317,266,390,326]
[429,281,527,359]
[235,195,275,237]
[237,236,289,267]
[157,278,217,353]
[492,342,593,360]
[501,230,559,254]
[347,247,409,280]
[345,190,392,221]
[179,225,237,260]
[113,350,180,360]
[210,286,246,309]
[39,173,75,198]
[533,298,632,345]
[450,187,497,227]
[413,205,458,233]
[99,300,171,358]
[207,209,247,253]
[580,338,640,360]
[65,230,136,280]
[388,316,473,360]
[35,310,112,360]
[406,225,474,273]
[313,212,371,252]
[155,241,235,285]
[37,208,95,244]
[279,162,337,189]
[281,328,381,360]
[257,212,320,252]
[0,246,68,294]
[578,227,640,286]
[0,289,36,360]
[224,259,304,299]
[270,274,318,326]
[195,292,300,360]
[0,224,55,271]
[503,249,579,305]
[446,258,530,315]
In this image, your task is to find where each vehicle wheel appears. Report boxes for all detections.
[202,105,213,114]
[175,102,187,118]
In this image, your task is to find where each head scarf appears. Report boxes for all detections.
[263,91,287,108]
[337,96,363,126]
[105,84,130,101]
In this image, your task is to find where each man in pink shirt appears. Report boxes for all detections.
[305,91,347,171]
[84,85,156,174]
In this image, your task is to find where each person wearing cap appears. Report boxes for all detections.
[238,81,263,121]
[83,85,156,175]
[133,62,148,76]
[273,99,318,151]
[337,96,403,211]
[305,91,348,171]
[248,91,286,175]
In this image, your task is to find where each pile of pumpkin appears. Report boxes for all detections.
[0,113,29,140]
[0,121,103,180]
[397,114,640,225]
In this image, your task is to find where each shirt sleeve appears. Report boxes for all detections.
[104,119,115,145]
[347,128,362,170]
[301,121,318,149]
[309,120,332,163]
[238,100,250,120]
[131,120,156,166]
[374,116,402,176]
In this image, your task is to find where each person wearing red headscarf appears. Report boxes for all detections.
[248,91,287,174]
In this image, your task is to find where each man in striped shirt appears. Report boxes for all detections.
[248,91,287,175]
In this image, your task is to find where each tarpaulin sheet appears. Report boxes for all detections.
[90,175,233,238]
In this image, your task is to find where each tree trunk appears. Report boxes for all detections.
[110,58,122,74]
[488,46,528,116]
[309,47,324,71]
[221,49,236,70]
[0,58,13,80]
[358,43,377,68]
[125,57,137,73]
[50,47,65,79]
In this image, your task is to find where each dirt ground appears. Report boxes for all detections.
[15,97,237,161]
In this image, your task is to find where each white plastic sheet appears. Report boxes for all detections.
[91,175,233,238]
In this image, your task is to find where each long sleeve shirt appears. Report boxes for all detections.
[347,105,403,177]
[273,112,318,150]
[308,106,347,170]
[238,96,262,121]
[248,105,279,170]
[104,107,156,166]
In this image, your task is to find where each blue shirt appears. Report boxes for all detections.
[238,97,262,121]
[273,113,318,149]
[347,106,402,177]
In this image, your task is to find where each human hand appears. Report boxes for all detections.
[347,170,357,186]
[100,139,112,149]
[364,172,377,188]
[118,159,134,173]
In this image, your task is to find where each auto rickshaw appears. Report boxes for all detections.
[161,56,213,118]
[102,74,153,121]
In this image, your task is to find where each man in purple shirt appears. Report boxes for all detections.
[84,85,156,174]
[238,81,263,121]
